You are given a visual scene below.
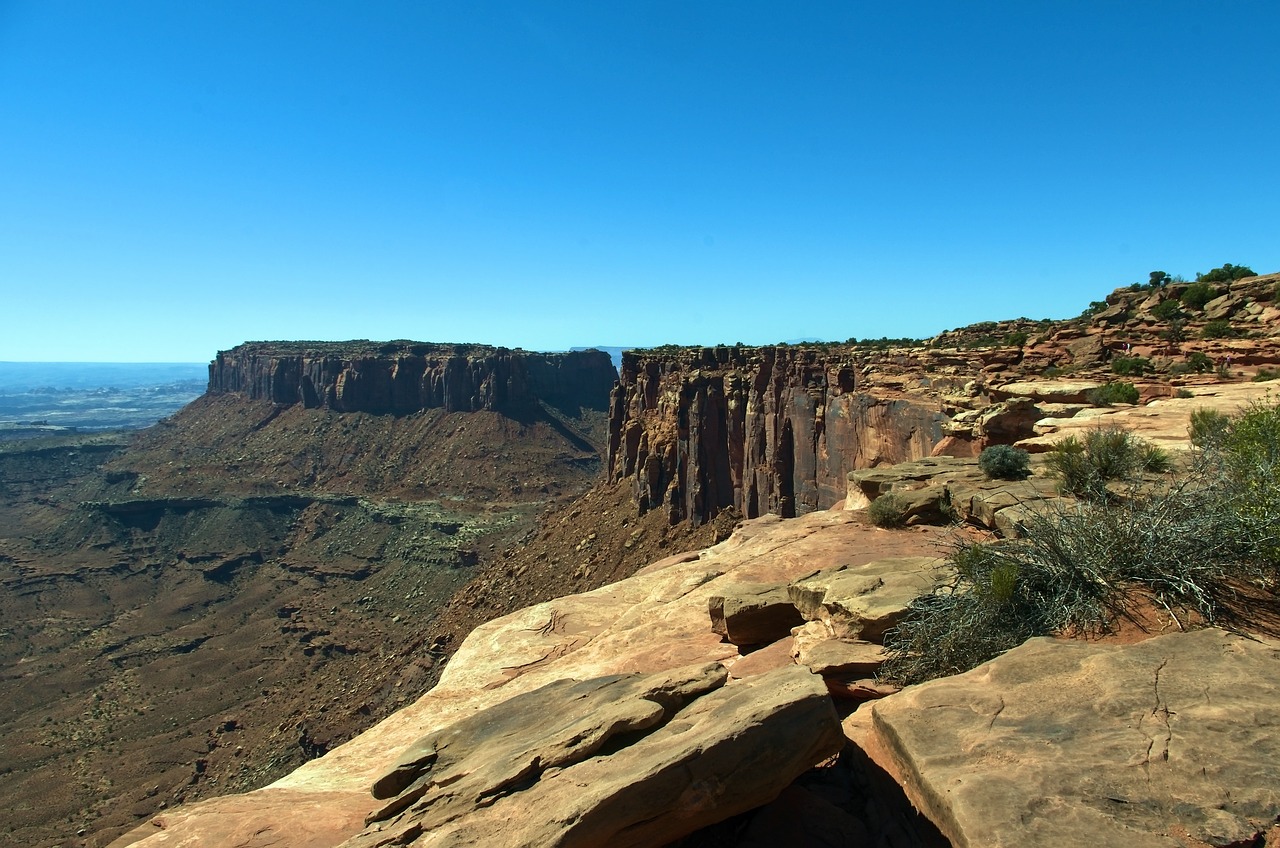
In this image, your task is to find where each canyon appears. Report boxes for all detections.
[3,272,1280,847]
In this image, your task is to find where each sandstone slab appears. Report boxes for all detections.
[858,629,1280,848]
[708,582,805,646]
[992,379,1103,404]
[788,557,941,642]
[344,664,843,848]
[794,637,887,677]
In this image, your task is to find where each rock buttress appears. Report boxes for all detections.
[606,346,946,526]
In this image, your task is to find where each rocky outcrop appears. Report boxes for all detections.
[108,510,951,848]
[606,346,947,526]
[348,664,842,848]
[849,628,1280,847]
[208,341,617,415]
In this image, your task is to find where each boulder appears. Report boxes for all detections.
[992,380,1104,404]
[708,583,805,646]
[855,628,1280,848]
[793,637,888,677]
[344,664,844,848]
[974,397,1042,443]
[788,557,941,642]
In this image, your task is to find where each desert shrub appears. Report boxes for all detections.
[1086,381,1139,406]
[1111,356,1152,377]
[1003,331,1029,348]
[885,400,1280,685]
[1161,319,1187,343]
[1207,399,1280,566]
[1200,319,1238,339]
[867,492,909,528]
[1253,368,1280,383]
[1044,426,1167,499]
[1174,389,1195,399]
[1081,301,1108,318]
[1150,300,1184,321]
[1197,263,1255,283]
[1180,282,1219,309]
[1186,351,1214,373]
[879,480,1263,685]
[978,444,1031,480]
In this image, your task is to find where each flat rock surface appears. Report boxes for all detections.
[1019,381,1278,453]
[864,628,1280,848]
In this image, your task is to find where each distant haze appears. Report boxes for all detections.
[0,362,207,434]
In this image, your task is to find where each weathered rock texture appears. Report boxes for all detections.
[108,510,949,848]
[347,664,842,848]
[853,628,1280,848]
[606,346,947,526]
[208,341,617,415]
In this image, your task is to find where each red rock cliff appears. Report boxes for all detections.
[607,346,947,526]
[208,341,617,415]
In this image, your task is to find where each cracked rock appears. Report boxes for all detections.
[856,628,1280,848]
[345,663,842,848]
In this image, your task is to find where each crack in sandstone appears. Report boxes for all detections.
[1134,659,1173,781]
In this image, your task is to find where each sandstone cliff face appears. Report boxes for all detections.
[208,342,617,415]
[607,346,947,526]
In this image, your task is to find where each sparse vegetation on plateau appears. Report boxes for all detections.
[1045,426,1170,500]
[881,402,1280,686]
[1197,263,1255,283]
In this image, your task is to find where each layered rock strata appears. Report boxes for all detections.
[208,342,617,415]
[606,346,947,526]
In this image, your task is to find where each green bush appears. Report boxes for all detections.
[979,444,1032,480]
[1003,331,1029,348]
[1186,351,1214,373]
[1201,320,1238,339]
[1207,399,1280,567]
[1086,381,1139,406]
[1180,282,1219,310]
[1044,426,1168,499]
[1161,319,1187,343]
[1197,263,1255,283]
[1151,300,1184,321]
[1111,356,1152,377]
[867,492,909,528]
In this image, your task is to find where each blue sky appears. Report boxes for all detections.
[2,2,1277,362]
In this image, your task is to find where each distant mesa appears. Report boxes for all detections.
[207,340,618,417]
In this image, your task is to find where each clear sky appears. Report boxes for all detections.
[2,2,1277,362]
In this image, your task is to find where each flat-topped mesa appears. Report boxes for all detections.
[607,345,947,526]
[207,341,618,415]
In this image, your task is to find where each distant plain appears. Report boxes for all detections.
[0,362,207,436]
